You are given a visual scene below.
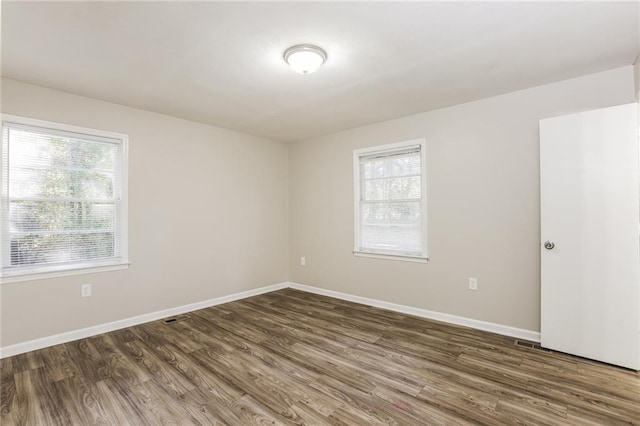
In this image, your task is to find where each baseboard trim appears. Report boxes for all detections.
[0,282,288,358]
[288,282,541,342]
[1,280,540,358]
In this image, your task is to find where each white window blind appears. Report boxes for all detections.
[354,140,426,259]
[1,118,128,277]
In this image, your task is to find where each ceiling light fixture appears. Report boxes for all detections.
[284,44,327,75]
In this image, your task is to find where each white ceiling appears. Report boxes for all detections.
[2,1,638,142]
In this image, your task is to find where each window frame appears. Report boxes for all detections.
[353,138,428,263]
[0,114,129,283]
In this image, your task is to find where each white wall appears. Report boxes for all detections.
[289,66,636,333]
[0,78,289,347]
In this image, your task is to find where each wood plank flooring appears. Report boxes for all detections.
[1,288,638,425]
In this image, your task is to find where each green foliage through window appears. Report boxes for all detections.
[2,123,124,271]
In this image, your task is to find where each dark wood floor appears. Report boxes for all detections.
[1,288,638,425]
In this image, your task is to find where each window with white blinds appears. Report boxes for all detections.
[1,115,128,279]
[353,139,427,261]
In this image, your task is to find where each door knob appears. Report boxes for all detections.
[544,241,555,250]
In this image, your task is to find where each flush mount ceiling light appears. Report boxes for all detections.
[284,44,327,75]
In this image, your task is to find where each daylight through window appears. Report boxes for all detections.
[353,139,427,260]
[1,117,128,278]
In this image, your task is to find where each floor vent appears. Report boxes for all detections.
[162,314,190,324]
[514,340,550,351]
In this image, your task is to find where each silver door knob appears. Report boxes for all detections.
[544,241,555,250]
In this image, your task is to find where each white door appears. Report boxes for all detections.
[540,103,640,370]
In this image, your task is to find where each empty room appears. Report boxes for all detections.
[1,1,639,425]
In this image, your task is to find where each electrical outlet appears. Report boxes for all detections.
[81,283,92,298]
[468,277,478,291]
[300,257,306,266]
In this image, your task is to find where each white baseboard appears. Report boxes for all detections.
[1,280,540,358]
[0,282,288,358]
[288,282,541,342]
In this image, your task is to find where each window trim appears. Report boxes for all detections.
[0,114,129,283]
[353,138,428,262]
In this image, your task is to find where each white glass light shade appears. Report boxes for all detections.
[284,45,327,74]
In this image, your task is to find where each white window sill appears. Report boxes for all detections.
[0,262,130,284]
[353,251,429,263]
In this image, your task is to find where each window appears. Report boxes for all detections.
[353,139,427,262]
[1,115,128,281]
